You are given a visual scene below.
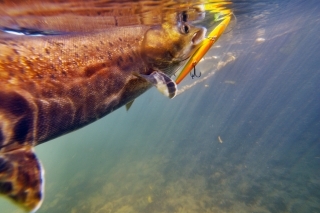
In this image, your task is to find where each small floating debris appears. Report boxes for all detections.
[256,37,266,43]
[205,84,209,87]
[218,136,223,143]
[224,80,236,84]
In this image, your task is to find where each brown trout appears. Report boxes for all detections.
[0,18,206,211]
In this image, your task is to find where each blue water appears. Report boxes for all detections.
[1,0,320,212]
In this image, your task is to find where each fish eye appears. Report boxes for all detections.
[180,24,190,34]
[181,11,188,22]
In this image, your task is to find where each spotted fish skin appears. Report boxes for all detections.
[0,22,205,211]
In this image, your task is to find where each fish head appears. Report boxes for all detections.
[141,21,206,74]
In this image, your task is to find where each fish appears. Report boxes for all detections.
[0,20,206,211]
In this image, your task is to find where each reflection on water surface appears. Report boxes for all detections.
[0,0,232,32]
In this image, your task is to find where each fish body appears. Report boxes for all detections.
[0,22,205,211]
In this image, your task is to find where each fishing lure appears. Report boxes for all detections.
[175,13,231,84]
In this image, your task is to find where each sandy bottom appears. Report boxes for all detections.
[39,145,320,213]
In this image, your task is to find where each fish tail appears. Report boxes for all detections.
[0,146,44,212]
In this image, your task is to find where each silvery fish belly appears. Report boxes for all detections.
[0,20,205,211]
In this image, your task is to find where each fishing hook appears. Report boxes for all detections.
[190,66,201,79]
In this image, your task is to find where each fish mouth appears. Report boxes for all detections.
[154,26,207,69]
[177,26,207,62]
[192,27,206,45]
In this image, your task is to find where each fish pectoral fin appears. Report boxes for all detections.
[0,147,44,212]
[125,100,135,111]
[138,71,177,99]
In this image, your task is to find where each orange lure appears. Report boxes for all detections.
[175,14,231,84]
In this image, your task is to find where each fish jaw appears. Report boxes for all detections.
[191,26,207,46]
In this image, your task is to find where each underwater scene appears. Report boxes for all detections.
[1,0,319,212]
